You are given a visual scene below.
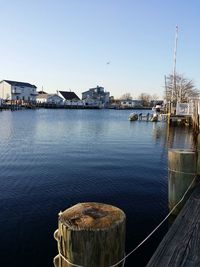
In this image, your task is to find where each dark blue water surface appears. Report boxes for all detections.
[0,109,194,267]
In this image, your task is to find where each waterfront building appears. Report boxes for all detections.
[36,93,63,104]
[119,99,142,108]
[108,96,120,109]
[59,91,83,106]
[82,86,110,108]
[0,80,37,102]
[37,90,47,94]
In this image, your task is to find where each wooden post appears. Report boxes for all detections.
[168,149,197,216]
[54,202,126,267]
[197,133,200,175]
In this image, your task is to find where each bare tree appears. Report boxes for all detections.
[165,73,199,103]
[151,94,159,101]
[119,93,132,100]
[138,93,151,107]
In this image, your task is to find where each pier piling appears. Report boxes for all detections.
[53,202,126,267]
[197,133,200,175]
[168,149,197,216]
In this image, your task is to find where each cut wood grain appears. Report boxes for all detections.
[54,202,126,267]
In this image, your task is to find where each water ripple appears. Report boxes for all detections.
[0,109,194,267]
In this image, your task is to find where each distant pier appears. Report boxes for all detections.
[169,115,192,126]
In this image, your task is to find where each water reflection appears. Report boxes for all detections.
[0,111,14,140]
[151,123,195,150]
[0,109,196,267]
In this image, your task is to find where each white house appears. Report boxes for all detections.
[82,86,110,108]
[36,93,63,104]
[119,99,142,108]
[0,80,37,102]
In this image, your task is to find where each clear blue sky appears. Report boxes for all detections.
[0,0,199,99]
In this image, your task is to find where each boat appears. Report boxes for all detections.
[152,104,163,113]
[129,113,138,121]
[150,113,159,122]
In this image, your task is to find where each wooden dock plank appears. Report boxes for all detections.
[147,184,200,267]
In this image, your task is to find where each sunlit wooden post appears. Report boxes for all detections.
[168,149,197,216]
[197,134,200,175]
[54,202,126,267]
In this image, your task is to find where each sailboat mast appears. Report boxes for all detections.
[172,25,178,103]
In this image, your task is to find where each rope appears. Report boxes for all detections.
[56,175,197,267]
[168,169,196,175]
[57,249,126,267]
[58,251,84,267]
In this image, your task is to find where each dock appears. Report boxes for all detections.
[169,115,192,126]
[147,183,200,267]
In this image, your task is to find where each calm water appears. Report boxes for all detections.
[0,109,194,267]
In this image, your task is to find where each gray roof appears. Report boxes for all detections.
[59,91,80,100]
[2,80,37,88]
[36,93,63,99]
[82,86,105,94]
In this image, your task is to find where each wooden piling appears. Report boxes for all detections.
[54,202,126,267]
[168,149,197,216]
[197,134,200,175]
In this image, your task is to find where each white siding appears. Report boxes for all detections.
[120,100,142,108]
[36,94,64,104]
[82,99,100,107]
[36,97,47,103]
[11,85,37,101]
[0,81,11,100]
[0,81,37,101]
[65,100,84,106]
[48,95,63,104]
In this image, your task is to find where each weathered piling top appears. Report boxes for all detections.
[59,202,126,230]
[168,148,197,173]
[147,183,200,267]
[55,203,126,267]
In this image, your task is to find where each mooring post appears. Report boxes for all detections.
[53,202,126,267]
[168,149,197,216]
[197,134,200,175]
